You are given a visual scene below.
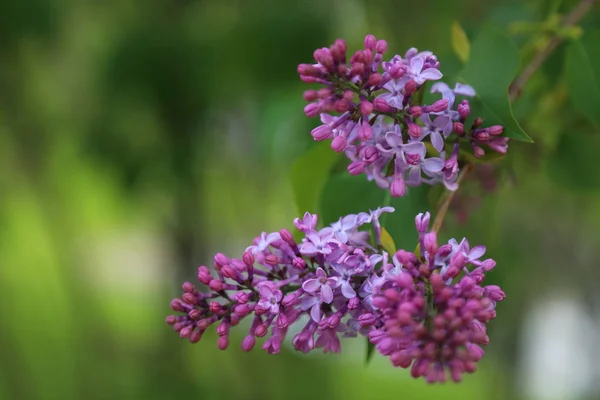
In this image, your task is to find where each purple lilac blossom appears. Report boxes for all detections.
[166,208,505,383]
[298,34,510,197]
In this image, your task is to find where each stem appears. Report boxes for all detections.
[432,163,474,234]
[508,0,596,101]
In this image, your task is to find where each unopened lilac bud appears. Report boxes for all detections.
[481,259,496,272]
[404,80,417,95]
[489,125,503,136]
[437,244,452,258]
[279,229,294,245]
[374,97,396,113]
[189,329,202,343]
[242,335,256,352]
[209,301,223,314]
[277,313,289,329]
[218,336,229,350]
[292,257,306,269]
[264,254,279,265]
[255,324,268,338]
[431,99,448,113]
[376,40,388,54]
[351,62,365,76]
[304,102,320,117]
[363,145,378,163]
[348,161,366,175]
[359,313,377,326]
[472,143,485,158]
[364,72,381,87]
[303,90,317,101]
[170,299,184,312]
[235,292,250,304]
[197,265,212,284]
[180,325,193,339]
[458,100,470,120]
[395,272,414,289]
[391,176,406,197]
[348,297,360,310]
[182,292,197,305]
[372,296,389,309]
[331,135,347,152]
[217,321,230,336]
[334,99,351,113]
[213,253,229,270]
[311,125,333,141]
[473,130,490,142]
[361,100,374,115]
[166,315,177,325]
[409,106,422,118]
[389,63,405,79]
[221,265,237,280]
[313,48,333,70]
[453,122,465,135]
[282,292,299,307]
[189,309,202,320]
[472,117,483,129]
[208,279,223,292]
[242,251,254,268]
[415,212,430,233]
[484,285,505,301]
[234,304,251,317]
[359,120,372,141]
[395,249,417,265]
[182,282,195,293]
[424,231,438,255]
[408,123,421,138]
[364,34,377,50]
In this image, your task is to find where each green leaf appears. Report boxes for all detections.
[547,132,600,191]
[451,20,470,64]
[384,186,429,250]
[459,26,533,142]
[380,227,396,254]
[565,31,600,129]
[319,174,387,225]
[290,142,341,215]
[365,340,376,365]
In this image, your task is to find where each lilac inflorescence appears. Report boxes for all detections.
[298,34,509,197]
[166,208,505,383]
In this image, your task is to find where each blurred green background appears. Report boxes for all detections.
[2,0,600,399]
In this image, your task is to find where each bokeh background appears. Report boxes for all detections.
[2,0,600,399]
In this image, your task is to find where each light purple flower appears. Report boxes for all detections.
[378,79,406,109]
[294,212,318,232]
[256,283,283,314]
[330,214,359,243]
[245,232,281,254]
[419,114,452,152]
[402,142,444,186]
[407,55,442,85]
[300,229,336,256]
[302,268,339,304]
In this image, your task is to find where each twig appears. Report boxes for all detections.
[432,163,474,234]
[509,0,596,101]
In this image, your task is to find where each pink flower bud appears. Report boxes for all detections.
[304,102,320,117]
[374,97,396,113]
[331,135,347,152]
[376,40,388,54]
[364,34,377,50]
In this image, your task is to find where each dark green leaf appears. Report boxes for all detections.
[384,186,430,250]
[319,174,387,226]
[565,31,600,129]
[365,340,376,365]
[290,142,341,216]
[547,132,600,191]
[459,26,532,142]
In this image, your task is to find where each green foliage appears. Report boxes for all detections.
[291,142,341,216]
[459,26,533,142]
[565,30,600,130]
[547,131,600,191]
[451,20,471,63]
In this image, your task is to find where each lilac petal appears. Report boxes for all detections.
[407,166,422,186]
[340,214,358,230]
[422,157,444,174]
[259,285,274,298]
[419,68,443,81]
[320,114,336,124]
[454,83,476,97]
[341,281,357,298]
[302,279,321,293]
[420,113,434,128]
[469,245,486,260]
[430,131,444,152]
[327,277,340,287]
[410,55,425,74]
[385,131,404,148]
[431,82,450,94]
[443,179,459,191]
[310,303,322,322]
[274,290,283,302]
[300,242,317,255]
[266,232,281,243]
[321,284,334,303]
[433,115,451,130]
[403,141,426,158]
[306,230,321,245]
[315,267,327,278]
[270,304,280,314]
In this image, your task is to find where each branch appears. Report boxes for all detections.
[509,0,596,101]
[432,163,474,234]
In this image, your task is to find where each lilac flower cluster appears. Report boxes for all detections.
[166,209,504,383]
[298,34,509,197]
